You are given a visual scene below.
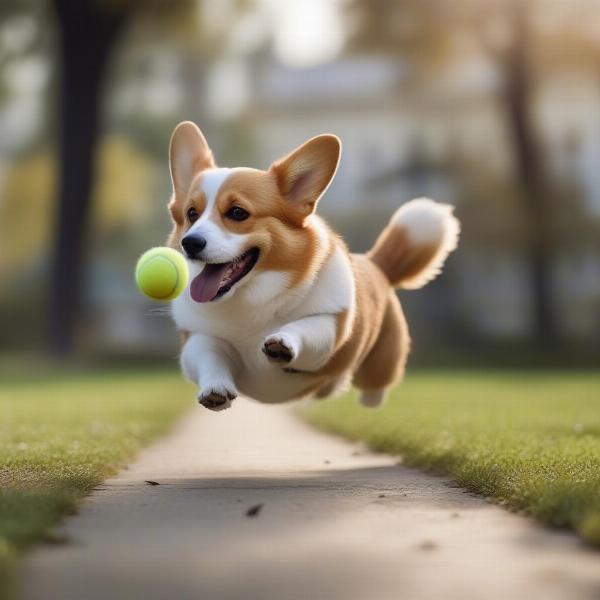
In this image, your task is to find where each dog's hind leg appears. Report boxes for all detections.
[315,372,352,399]
[359,388,387,407]
[353,292,410,407]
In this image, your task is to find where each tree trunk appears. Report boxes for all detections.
[501,2,557,345]
[48,0,129,356]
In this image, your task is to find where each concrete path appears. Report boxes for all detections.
[20,400,600,600]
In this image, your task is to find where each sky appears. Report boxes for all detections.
[262,0,345,67]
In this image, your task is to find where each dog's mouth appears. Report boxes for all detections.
[190,248,260,303]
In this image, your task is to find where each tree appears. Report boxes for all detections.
[48,0,132,356]
[498,1,554,344]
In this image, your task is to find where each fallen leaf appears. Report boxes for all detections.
[417,540,437,551]
[246,503,263,517]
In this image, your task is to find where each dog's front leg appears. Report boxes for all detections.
[262,314,337,372]
[181,334,239,411]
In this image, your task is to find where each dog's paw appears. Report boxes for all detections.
[198,383,237,411]
[262,334,297,365]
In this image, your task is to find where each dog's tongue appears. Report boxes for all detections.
[190,263,230,303]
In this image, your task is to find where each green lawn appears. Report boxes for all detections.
[302,371,600,546]
[0,369,191,594]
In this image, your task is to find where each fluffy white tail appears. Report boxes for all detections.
[367,198,460,289]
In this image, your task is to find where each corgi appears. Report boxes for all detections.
[166,121,460,411]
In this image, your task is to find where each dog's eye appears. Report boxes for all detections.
[225,206,250,222]
[187,207,199,223]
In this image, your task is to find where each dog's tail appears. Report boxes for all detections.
[367,198,460,289]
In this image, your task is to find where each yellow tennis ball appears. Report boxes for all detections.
[135,247,188,301]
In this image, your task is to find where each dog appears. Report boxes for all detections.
[167,121,460,411]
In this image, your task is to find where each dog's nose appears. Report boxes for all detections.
[181,234,207,259]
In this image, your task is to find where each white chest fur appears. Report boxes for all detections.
[171,243,354,403]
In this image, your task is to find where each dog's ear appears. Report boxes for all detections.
[169,121,215,199]
[270,134,341,221]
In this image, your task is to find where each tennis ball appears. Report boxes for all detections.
[135,247,188,301]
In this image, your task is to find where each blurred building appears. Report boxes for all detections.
[236,48,600,344]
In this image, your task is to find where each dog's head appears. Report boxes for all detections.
[167,121,341,304]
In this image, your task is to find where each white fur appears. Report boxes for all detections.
[200,168,233,209]
[392,197,460,290]
[242,270,291,306]
[299,217,355,316]
[264,313,337,372]
[186,168,248,264]
[181,334,240,409]
[172,226,355,404]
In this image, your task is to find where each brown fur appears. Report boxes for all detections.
[167,127,339,289]
[167,170,326,288]
[368,224,439,288]
[313,253,410,396]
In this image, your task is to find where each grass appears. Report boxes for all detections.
[0,368,191,594]
[302,370,600,547]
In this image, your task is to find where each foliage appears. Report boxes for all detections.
[92,134,156,231]
[0,151,56,279]
[0,135,155,282]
